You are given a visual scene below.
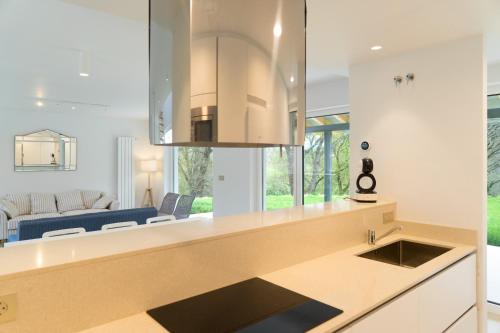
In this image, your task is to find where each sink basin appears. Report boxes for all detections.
[357,240,452,268]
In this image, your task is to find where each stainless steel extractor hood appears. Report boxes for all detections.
[149,0,306,147]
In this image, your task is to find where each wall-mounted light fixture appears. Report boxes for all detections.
[79,51,90,77]
[393,75,403,86]
[273,22,282,38]
[406,73,415,83]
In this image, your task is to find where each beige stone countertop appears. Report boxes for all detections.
[79,234,476,333]
[0,200,395,280]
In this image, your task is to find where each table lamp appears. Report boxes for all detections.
[141,160,158,207]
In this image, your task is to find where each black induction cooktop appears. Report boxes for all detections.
[147,278,343,333]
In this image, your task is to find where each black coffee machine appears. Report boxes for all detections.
[352,141,378,203]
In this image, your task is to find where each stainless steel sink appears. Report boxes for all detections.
[357,240,452,268]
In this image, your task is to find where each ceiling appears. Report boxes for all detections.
[0,0,149,118]
[1,0,500,118]
[307,0,500,82]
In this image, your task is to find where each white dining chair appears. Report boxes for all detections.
[101,221,138,231]
[146,215,177,224]
[42,227,86,238]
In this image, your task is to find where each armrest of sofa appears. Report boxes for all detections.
[109,200,120,211]
[0,210,7,241]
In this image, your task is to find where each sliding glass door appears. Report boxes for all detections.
[263,147,297,210]
[488,94,500,306]
[304,114,350,204]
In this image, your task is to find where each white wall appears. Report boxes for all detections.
[350,36,486,230]
[307,77,350,115]
[349,35,486,332]
[0,110,163,208]
[212,148,262,217]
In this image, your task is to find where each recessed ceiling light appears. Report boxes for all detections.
[165,78,169,82]
[290,76,295,83]
[71,106,76,110]
[371,45,383,51]
[36,101,44,107]
[79,73,89,77]
[273,23,282,38]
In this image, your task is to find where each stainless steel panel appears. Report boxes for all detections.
[149,0,306,147]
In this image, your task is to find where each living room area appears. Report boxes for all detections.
[0,0,168,244]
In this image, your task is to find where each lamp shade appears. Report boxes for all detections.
[141,160,158,172]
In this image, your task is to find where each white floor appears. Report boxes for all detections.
[488,245,500,304]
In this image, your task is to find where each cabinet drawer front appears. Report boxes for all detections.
[444,306,477,333]
[419,254,476,333]
[350,288,419,333]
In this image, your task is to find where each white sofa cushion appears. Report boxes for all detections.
[31,193,58,214]
[0,199,19,219]
[5,193,31,216]
[81,190,102,209]
[61,209,109,216]
[8,213,61,232]
[56,191,85,213]
[92,196,114,209]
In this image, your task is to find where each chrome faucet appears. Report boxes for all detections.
[368,225,403,245]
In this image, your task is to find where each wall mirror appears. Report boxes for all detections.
[15,130,77,172]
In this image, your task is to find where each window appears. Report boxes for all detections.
[487,94,500,305]
[177,147,214,214]
[304,114,350,204]
[263,147,297,210]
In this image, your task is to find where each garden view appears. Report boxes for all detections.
[488,111,500,246]
[176,127,350,214]
[174,108,499,248]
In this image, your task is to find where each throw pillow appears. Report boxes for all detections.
[56,191,85,213]
[0,199,20,219]
[92,196,114,209]
[31,193,58,214]
[5,193,31,216]
[81,190,102,209]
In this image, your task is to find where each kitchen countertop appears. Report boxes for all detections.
[79,234,475,333]
[0,200,394,280]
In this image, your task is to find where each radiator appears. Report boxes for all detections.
[117,137,135,209]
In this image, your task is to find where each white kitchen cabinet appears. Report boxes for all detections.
[444,307,477,333]
[217,36,248,142]
[191,37,217,107]
[247,44,271,104]
[345,254,476,333]
[418,254,476,333]
[350,287,419,333]
[191,37,217,109]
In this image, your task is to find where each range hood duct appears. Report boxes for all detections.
[149,0,306,147]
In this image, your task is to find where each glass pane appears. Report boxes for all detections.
[264,147,295,210]
[304,114,350,204]
[487,94,500,304]
[305,114,350,128]
[177,147,213,214]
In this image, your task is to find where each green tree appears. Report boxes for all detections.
[178,147,213,197]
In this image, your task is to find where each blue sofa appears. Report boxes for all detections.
[8,207,158,242]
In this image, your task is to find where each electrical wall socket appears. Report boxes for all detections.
[383,211,395,224]
[0,293,17,324]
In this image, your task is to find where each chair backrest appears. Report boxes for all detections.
[146,215,177,224]
[18,207,158,241]
[173,195,195,219]
[101,221,138,230]
[159,193,180,215]
[42,227,86,239]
